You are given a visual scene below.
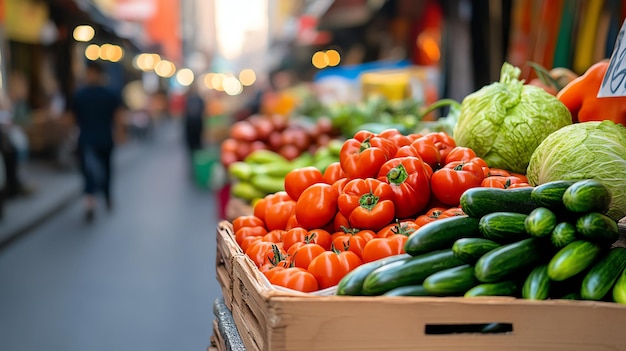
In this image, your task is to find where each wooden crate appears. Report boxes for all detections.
[217,223,626,351]
[215,221,244,309]
[210,319,227,351]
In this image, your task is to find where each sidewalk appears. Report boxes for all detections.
[0,139,150,248]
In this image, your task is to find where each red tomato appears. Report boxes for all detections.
[246,241,286,267]
[331,229,376,258]
[444,146,477,164]
[339,130,397,179]
[264,199,296,231]
[414,207,448,226]
[378,156,432,219]
[421,131,456,161]
[235,226,267,246]
[285,213,300,230]
[283,227,332,251]
[431,161,484,206]
[253,191,292,223]
[487,168,511,177]
[307,250,362,289]
[263,229,287,243]
[410,137,441,170]
[240,235,262,253]
[337,178,396,231]
[322,162,346,185]
[377,128,411,147]
[284,166,324,201]
[269,267,319,292]
[232,215,265,233]
[437,207,465,219]
[332,212,351,233]
[332,177,348,193]
[295,183,339,229]
[361,234,407,263]
[510,173,529,183]
[377,220,420,238]
[507,182,532,189]
[290,243,326,270]
[260,265,286,281]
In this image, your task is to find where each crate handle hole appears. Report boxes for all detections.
[425,323,513,335]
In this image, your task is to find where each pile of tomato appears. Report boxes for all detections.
[231,129,530,292]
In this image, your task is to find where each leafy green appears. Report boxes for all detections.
[527,120,626,221]
[453,62,572,174]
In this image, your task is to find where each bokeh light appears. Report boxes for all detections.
[176,68,195,86]
[312,51,328,69]
[223,76,243,95]
[238,69,256,86]
[154,60,176,78]
[85,44,100,61]
[108,45,124,62]
[99,44,113,60]
[203,73,215,89]
[134,53,161,71]
[211,73,225,91]
[326,49,341,66]
[73,25,95,42]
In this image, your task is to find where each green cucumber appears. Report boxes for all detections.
[452,238,501,264]
[581,247,626,300]
[474,238,547,283]
[464,280,519,297]
[460,187,538,219]
[382,285,431,297]
[404,216,481,256]
[547,240,603,281]
[337,254,411,296]
[575,212,619,244]
[562,179,612,214]
[478,212,529,243]
[423,264,479,295]
[249,174,285,194]
[530,180,578,208]
[522,264,551,300]
[524,207,557,238]
[362,249,464,295]
[612,267,626,304]
[560,292,582,300]
[551,222,578,248]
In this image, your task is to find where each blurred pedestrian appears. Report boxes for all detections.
[71,61,124,222]
[183,84,205,160]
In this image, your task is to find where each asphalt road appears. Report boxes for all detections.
[0,121,222,351]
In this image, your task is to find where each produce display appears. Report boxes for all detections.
[223,59,626,304]
[220,114,341,168]
[338,179,626,303]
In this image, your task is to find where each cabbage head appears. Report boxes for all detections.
[453,62,572,174]
[527,120,626,221]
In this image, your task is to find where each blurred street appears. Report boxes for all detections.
[0,119,222,351]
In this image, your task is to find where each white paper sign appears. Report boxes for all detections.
[599,20,626,97]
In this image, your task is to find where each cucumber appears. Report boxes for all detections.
[382,285,431,297]
[524,207,557,238]
[530,180,578,208]
[562,179,612,214]
[560,292,582,300]
[575,212,619,244]
[547,240,603,281]
[337,254,411,296]
[362,249,464,295]
[613,267,626,304]
[452,238,501,264]
[581,247,626,300]
[464,280,519,297]
[551,222,578,248]
[522,264,551,300]
[474,238,547,283]
[478,212,529,243]
[460,187,538,218]
[404,216,481,256]
[423,264,479,295]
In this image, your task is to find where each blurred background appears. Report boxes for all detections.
[0,0,623,350]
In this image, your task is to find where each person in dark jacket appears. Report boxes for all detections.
[71,61,124,222]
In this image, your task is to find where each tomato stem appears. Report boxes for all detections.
[386,164,408,185]
[359,137,372,153]
[359,192,379,211]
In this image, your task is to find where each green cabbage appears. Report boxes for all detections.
[453,62,572,174]
[527,120,626,221]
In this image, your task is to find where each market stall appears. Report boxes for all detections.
[209,15,626,348]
